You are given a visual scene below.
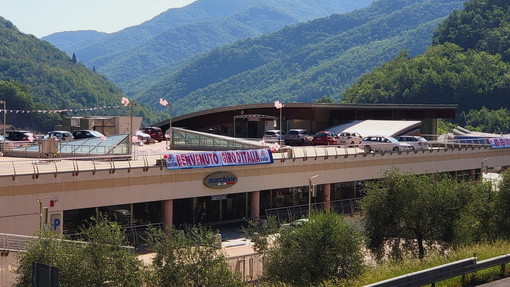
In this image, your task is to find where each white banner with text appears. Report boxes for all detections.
[165,149,274,169]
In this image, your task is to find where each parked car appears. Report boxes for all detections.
[4,130,36,142]
[360,135,413,153]
[72,130,105,140]
[142,127,165,142]
[284,129,313,145]
[280,218,309,231]
[44,130,74,141]
[338,131,363,146]
[311,131,339,145]
[135,130,151,143]
[262,130,286,143]
[395,135,431,151]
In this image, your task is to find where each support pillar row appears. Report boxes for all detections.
[250,191,260,219]
[323,184,331,212]
[163,199,173,230]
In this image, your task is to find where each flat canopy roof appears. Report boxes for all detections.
[328,120,422,137]
[156,102,457,130]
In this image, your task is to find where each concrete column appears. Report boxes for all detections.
[323,184,331,212]
[250,191,260,219]
[163,199,173,230]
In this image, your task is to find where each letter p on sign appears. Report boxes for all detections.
[50,213,62,234]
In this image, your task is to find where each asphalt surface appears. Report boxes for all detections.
[475,277,510,287]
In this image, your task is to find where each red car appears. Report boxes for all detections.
[311,131,339,145]
[142,127,165,142]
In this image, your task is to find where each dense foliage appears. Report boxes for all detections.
[460,107,510,134]
[432,0,510,60]
[342,44,510,112]
[14,219,145,287]
[263,212,364,286]
[343,0,510,128]
[133,0,465,115]
[361,170,503,260]
[145,225,243,287]
[495,170,510,239]
[0,17,160,131]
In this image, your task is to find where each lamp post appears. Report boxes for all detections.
[159,98,172,150]
[121,97,135,156]
[274,101,284,148]
[308,174,320,215]
[0,100,6,152]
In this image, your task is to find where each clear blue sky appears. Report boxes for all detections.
[0,0,197,38]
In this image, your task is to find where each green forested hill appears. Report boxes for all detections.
[343,0,510,120]
[43,0,373,94]
[135,0,466,116]
[0,17,157,131]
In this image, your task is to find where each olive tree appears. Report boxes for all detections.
[495,170,510,238]
[144,225,243,287]
[14,218,145,287]
[264,212,364,286]
[361,170,493,260]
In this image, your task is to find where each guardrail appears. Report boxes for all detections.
[365,254,510,287]
[265,197,362,222]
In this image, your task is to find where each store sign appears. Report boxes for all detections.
[211,195,228,200]
[204,172,238,189]
[489,137,510,149]
[166,149,273,169]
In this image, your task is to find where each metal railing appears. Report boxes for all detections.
[226,253,265,282]
[0,233,31,253]
[365,254,510,287]
[265,197,362,222]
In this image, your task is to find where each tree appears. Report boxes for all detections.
[361,170,491,260]
[145,225,243,287]
[496,170,510,238]
[71,52,77,64]
[241,216,280,254]
[263,212,364,286]
[14,217,145,287]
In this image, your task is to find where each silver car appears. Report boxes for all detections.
[360,136,413,153]
[262,130,286,143]
[338,131,363,145]
[284,129,313,146]
[395,135,430,151]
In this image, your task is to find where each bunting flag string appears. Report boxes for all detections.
[0,105,122,114]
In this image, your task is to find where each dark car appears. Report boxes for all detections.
[72,130,105,140]
[4,130,36,142]
[44,130,74,141]
[284,129,313,145]
[311,131,339,145]
[142,127,165,142]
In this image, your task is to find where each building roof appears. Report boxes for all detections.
[157,102,457,130]
[328,120,422,137]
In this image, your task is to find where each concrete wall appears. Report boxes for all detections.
[1,146,509,236]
